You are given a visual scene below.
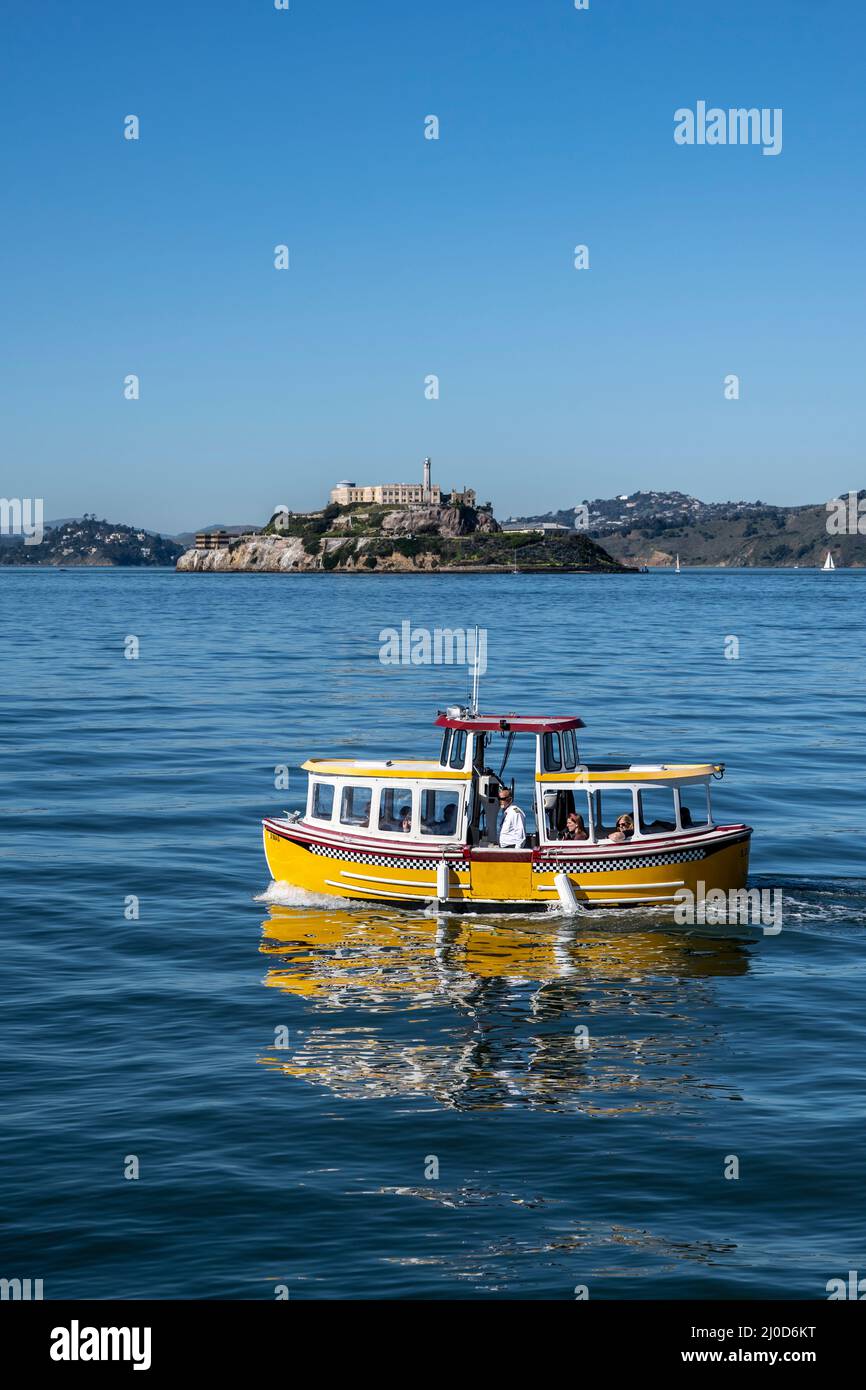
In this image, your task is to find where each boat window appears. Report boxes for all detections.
[419,788,462,837]
[542,787,592,841]
[439,729,451,767]
[542,787,573,839]
[311,781,335,821]
[676,785,710,830]
[592,790,637,842]
[562,729,578,770]
[637,788,676,835]
[542,732,562,770]
[449,729,467,769]
[378,787,414,834]
[340,785,372,829]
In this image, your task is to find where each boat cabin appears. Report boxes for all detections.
[300,708,723,850]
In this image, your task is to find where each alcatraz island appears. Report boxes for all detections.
[175,458,628,574]
[10,475,860,570]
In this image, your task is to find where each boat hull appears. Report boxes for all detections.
[262,819,752,911]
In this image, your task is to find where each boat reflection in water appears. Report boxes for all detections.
[258,904,761,1114]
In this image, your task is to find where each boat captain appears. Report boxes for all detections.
[497,785,527,849]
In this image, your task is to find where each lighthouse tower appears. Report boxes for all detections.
[422,457,432,503]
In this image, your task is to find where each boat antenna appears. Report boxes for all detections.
[469,624,481,716]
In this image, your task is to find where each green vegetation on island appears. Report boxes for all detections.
[177,500,629,573]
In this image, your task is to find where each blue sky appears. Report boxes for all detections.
[2,0,863,533]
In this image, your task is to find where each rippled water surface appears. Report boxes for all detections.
[3,567,865,1298]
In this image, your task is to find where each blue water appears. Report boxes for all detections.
[3,567,865,1299]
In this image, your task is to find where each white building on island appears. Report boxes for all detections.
[329,458,477,510]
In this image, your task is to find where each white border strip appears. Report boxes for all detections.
[536,879,685,892]
[340,870,440,889]
[324,879,433,900]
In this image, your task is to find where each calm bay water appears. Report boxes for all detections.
[2,566,865,1299]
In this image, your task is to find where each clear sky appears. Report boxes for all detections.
[2,0,863,533]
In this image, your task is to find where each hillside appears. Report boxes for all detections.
[177,501,628,573]
[0,517,183,566]
[511,490,865,567]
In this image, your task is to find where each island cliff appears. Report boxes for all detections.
[176,501,629,574]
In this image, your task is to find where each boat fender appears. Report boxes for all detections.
[436,861,450,903]
[554,872,580,914]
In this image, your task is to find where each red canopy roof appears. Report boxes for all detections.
[435,712,585,733]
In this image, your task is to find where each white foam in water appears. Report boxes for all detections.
[255,880,349,909]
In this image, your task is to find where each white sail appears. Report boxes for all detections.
[675,554,681,573]
[823,551,835,570]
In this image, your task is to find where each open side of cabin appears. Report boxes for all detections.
[297,711,726,852]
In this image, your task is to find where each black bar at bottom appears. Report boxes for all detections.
[1,1298,863,1375]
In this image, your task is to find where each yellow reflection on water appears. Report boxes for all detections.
[258,905,758,1112]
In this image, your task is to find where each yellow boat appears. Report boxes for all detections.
[262,707,751,910]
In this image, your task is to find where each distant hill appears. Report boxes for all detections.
[509,490,865,567]
[0,516,183,566]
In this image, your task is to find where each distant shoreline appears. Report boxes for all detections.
[174,565,639,576]
[6,564,861,575]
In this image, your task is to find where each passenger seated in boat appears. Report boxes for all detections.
[438,803,458,836]
[680,807,693,829]
[497,786,527,848]
[399,806,412,832]
[608,814,634,843]
[562,812,589,841]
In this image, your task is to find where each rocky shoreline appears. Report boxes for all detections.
[176,530,630,574]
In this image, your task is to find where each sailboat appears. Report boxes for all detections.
[675,554,681,573]
[823,551,835,571]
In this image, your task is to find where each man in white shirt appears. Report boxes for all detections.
[497,786,527,848]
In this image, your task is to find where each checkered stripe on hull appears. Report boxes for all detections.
[533,846,707,874]
[305,841,451,872]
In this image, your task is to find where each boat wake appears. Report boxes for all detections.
[254,876,865,934]
[255,880,350,909]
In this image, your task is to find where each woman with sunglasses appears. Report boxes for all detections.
[608,813,634,843]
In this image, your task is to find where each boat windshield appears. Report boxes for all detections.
[438,727,468,769]
[541,729,579,771]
